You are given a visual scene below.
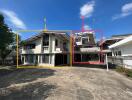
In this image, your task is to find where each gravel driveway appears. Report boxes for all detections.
[0,67,132,100]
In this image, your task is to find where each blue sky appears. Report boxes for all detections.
[0,0,132,40]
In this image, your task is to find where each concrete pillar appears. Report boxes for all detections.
[67,54,70,64]
[24,55,26,64]
[106,54,109,71]
[51,55,55,66]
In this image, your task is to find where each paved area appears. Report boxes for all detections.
[0,67,132,100]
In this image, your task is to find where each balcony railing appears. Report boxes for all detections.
[80,47,100,52]
[43,46,49,53]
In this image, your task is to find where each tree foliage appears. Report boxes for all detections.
[0,14,15,63]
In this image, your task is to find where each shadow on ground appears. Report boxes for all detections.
[0,68,56,88]
[73,63,116,69]
[0,82,56,100]
[0,68,56,100]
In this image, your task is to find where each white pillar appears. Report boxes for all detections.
[106,54,109,71]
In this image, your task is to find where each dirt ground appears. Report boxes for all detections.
[0,67,132,100]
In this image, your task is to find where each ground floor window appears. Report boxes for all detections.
[42,54,49,63]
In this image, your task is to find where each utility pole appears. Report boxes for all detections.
[16,33,19,68]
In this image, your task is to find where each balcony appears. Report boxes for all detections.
[42,46,49,53]
[80,47,100,52]
[22,49,35,54]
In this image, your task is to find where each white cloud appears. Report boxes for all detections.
[0,9,26,29]
[80,1,95,18]
[112,2,132,20]
[84,24,91,30]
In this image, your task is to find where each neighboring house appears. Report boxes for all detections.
[73,32,101,63]
[109,35,132,69]
[100,34,132,56]
[0,49,18,65]
[21,31,70,66]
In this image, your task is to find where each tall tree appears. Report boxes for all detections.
[0,14,15,64]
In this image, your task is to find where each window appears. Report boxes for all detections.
[63,42,68,51]
[75,37,81,42]
[114,51,121,56]
[24,44,36,50]
[31,44,36,49]
[55,39,58,46]
[118,51,121,56]
[43,34,49,46]
[42,54,49,63]
[82,38,89,44]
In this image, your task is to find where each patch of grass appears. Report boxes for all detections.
[126,70,132,77]
[115,67,126,73]
[115,66,132,78]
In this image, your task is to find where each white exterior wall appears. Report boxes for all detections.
[22,38,42,54]
[112,42,132,69]
[123,59,132,69]
[120,43,132,56]
[121,43,132,69]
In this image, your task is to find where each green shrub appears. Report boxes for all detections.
[126,70,132,77]
[115,66,132,78]
[115,67,126,73]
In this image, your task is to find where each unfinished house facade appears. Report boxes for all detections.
[73,32,102,64]
[21,31,70,66]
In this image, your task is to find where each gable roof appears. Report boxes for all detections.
[109,35,132,48]
[24,30,71,43]
[112,33,132,38]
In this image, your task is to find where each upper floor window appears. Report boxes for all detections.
[114,51,121,56]
[82,37,89,44]
[118,51,122,56]
[55,39,58,47]
[75,37,81,42]
[63,42,68,51]
[24,44,36,50]
[43,34,49,46]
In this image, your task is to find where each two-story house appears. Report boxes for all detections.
[21,31,70,66]
[73,32,101,63]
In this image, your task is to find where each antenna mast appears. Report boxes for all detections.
[44,17,47,31]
